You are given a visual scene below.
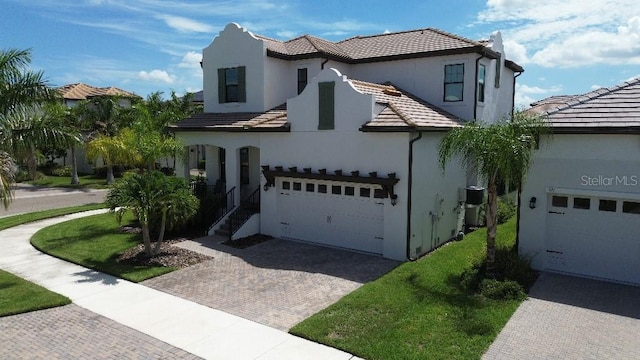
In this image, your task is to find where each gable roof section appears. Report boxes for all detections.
[57,83,138,100]
[351,80,465,131]
[542,78,640,133]
[170,104,289,132]
[264,28,521,70]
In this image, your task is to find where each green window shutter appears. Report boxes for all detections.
[238,66,246,103]
[318,81,335,130]
[218,68,226,103]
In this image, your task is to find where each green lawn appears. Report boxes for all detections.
[30,212,175,282]
[0,270,71,317]
[0,204,106,231]
[291,218,522,360]
[26,174,110,189]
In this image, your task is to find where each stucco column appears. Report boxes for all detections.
[175,146,190,179]
[205,146,220,186]
[225,147,240,207]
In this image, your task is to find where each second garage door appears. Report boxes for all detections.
[278,178,384,254]
[545,191,640,285]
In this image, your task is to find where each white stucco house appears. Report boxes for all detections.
[171,23,522,261]
[520,78,640,285]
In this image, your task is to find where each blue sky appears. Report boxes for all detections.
[2,0,640,107]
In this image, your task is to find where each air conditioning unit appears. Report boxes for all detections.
[465,186,485,206]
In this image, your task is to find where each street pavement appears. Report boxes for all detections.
[0,184,107,217]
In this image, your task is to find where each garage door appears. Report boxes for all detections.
[545,191,640,284]
[278,178,384,254]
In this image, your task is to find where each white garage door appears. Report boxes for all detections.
[545,192,640,284]
[278,178,384,254]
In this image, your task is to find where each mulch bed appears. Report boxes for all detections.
[117,225,212,268]
[223,234,273,249]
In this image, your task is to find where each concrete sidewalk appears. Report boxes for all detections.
[0,211,360,360]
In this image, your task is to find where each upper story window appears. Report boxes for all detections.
[444,64,464,102]
[297,68,308,95]
[218,66,246,103]
[477,64,486,103]
[318,81,335,130]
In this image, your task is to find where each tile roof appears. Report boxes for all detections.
[170,104,289,132]
[350,80,465,130]
[57,83,138,100]
[540,78,640,132]
[171,81,463,132]
[264,27,514,68]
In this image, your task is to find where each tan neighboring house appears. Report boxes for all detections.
[54,83,139,173]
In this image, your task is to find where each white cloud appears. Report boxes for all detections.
[590,84,603,90]
[478,1,640,68]
[503,40,528,64]
[178,51,202,69]
[156,14,214,33]
[514,83,563,107]
[138,69,175,84]
[276,30,297,39]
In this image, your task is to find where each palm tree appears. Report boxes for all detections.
[105,171,198,257]
[0,48,62,198]
[438,112,548,274]
[43,101,86,184]
[85,130,138,184]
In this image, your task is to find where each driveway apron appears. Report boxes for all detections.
[484,272,640,359]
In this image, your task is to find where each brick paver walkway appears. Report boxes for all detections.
[483,272,640,359]
[144,237,400,330]
[0,304,201,360]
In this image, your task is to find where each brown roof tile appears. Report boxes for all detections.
[350,80,465,130]
[171,104,289,132]
[542,78,640,132]
[264,27,510,66]
[57,83,138,100]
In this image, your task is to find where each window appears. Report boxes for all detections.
[444,64,464,102]
[374,189,386,199]
[318,184,327,193]
[345,186,355,196]
[293,182,302,191]
[360,188,371,198]
[282,181,290,190]
[495,53,502,88]
[477,64,486,103]
[551,195,568,208]
[622,201,640,214]
[306,183,315,192]
[218,66,246,103]
[297,68,307,95]
[318,82,335,129]
[332,185,341,195]
[240,147,249,185]
[599,199,616,212]
[573,197,590,210]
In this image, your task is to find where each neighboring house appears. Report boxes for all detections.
[55,83,139,173]
[520,78,640,285]
[171,23,522,260]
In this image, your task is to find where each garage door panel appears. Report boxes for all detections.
[278,180,384,254]
[545,193,640,285]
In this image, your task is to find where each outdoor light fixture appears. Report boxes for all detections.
[529,196,537,209]
[390,194,398,206]
[263,183,270,192]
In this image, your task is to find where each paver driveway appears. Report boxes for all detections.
[484,272,640,359]
[144,237,400,331]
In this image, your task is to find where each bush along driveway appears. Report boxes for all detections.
[291,217,531,360]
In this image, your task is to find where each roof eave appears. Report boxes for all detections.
[169,124,291,132]
[550,126,640,134]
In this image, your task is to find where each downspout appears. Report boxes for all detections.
[511,71,523,117]
[473,55,486,121]
[513,71,524,252]
[321,58,329,70]
[406,131,422,261]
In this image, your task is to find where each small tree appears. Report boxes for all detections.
[438,112,548,275]
[105,171,198,257]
